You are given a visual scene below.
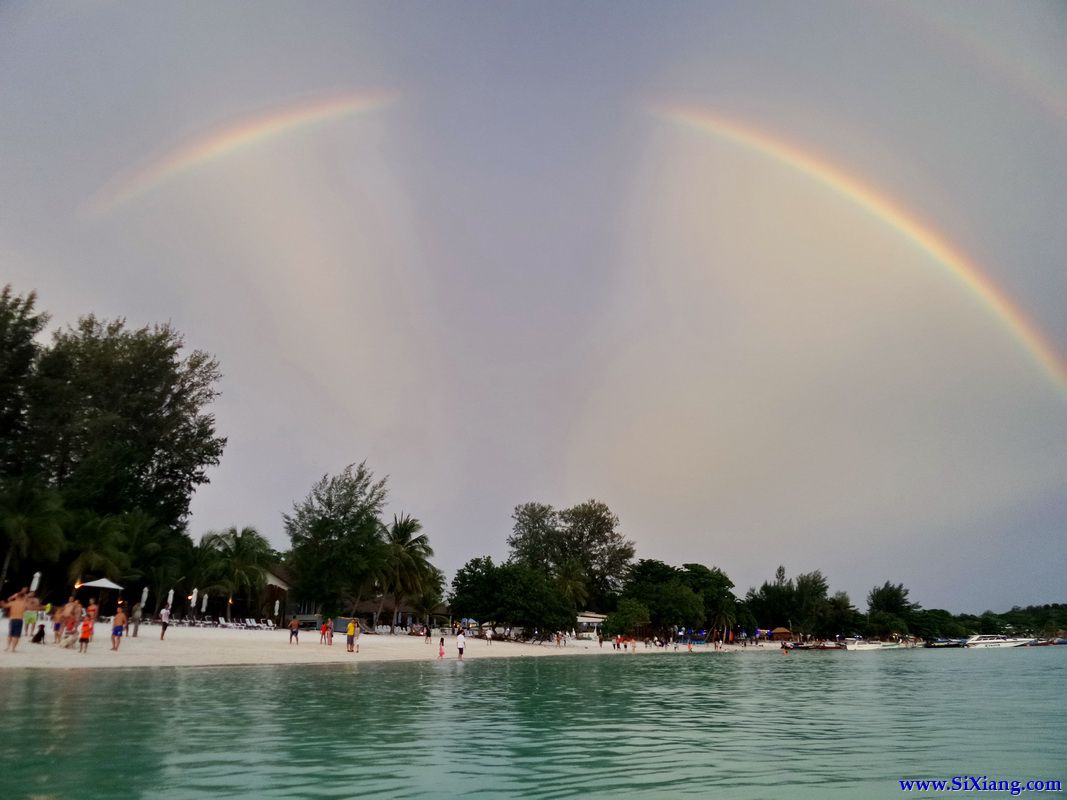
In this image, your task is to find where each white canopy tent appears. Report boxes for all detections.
[78,578,124,590]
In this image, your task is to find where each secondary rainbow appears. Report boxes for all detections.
[654,105,1067,396]
[85,92,394,216]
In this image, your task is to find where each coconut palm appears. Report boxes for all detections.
[555,559,589,610]
[67,511,129,583]
[709,594,738,644]
[0,477,66,593]
[203,526,272,621]
[381,514,434,634]
[411,566,445,628]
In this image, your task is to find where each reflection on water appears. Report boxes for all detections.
[1,649,1064,798]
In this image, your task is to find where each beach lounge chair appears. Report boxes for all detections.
[263,619,276,630]
[244,618,261,629]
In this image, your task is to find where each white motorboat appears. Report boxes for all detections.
[843,638,899,651]
[965,634,1035,648]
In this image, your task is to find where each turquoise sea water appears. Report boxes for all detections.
[1,648,1064,799]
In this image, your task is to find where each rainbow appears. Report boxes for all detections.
[84,92,395,216]
[653,105,1067,395]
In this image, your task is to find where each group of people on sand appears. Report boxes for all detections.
[2,587,161,655]
[289,616,361,653]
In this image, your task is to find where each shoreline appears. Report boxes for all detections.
[0,623,780,671]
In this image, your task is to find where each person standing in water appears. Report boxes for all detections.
[456,629,466,660]
[438,637,445,659]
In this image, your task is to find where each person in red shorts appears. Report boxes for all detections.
[79,617,94,653]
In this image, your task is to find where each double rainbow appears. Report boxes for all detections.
[84,92,394,216]
[654,105,1067,396]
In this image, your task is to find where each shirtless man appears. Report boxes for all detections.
[111,606,128,651]
[4,589,30,652]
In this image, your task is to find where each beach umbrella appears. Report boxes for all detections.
[30,572,41,592]
[80,578,124,590]
[273,599,279,617]
[190,588,199,610]
[140,586,149,607]
[167,589,174,607]
[201,593,208,613]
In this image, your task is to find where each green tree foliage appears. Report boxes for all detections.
[745,565,796,629]
[824,591,861,637]
[449,556,500,624]
[793,570,830,636]
[604,598,651,637]
[25,315,226,528]
[66,511,128,583]
[507,502,558,569]
[0,476,66,593]
[867,581,918,617]
[381,513,434,633]
[449,557,574,637]
[284,462,387,615]
[507,499,635,611]
[0,286,49,476]
[203,526,273,621]
[557,500,635,606]
[621,560,714,633]
[680,563,737,632]
[494,562,575,637]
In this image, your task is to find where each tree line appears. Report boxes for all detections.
[3,284,1062,639]
[0,286,275,619]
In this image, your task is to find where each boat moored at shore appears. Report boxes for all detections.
[965,634,1035,648]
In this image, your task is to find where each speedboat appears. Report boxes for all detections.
[965,634,1035,648]
[844,638,891,651]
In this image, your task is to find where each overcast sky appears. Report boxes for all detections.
[3,1,1065,613]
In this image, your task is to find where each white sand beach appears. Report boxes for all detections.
[0,623,778,670]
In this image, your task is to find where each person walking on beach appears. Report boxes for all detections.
[320,620,329,645]
[111,606,127,651]
[130,602,142,637]
[457,629,466,660]
[438,636,445,659]
[288,616,300,644]
[485,629,492,647]
[3,589,29,653]
[346,618,356,653]
[423,625,431,644]
[159,604,171,640]
[23,592,39,640]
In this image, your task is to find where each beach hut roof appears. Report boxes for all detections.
[770,626,792,634]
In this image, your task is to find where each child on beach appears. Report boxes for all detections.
[320,621,329,644]
[79,617,93,653]
[438,637,445,659]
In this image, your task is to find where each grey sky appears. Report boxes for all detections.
[3,1,1065,613]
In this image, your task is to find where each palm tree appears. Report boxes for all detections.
[67,511,129,584]
[203,526,272,621]
[411,566,445,628]
[381,514,434,634]
[555,559,589,610]
[118,509,166,585]
[0,477,66,593]
[709,595,738,644]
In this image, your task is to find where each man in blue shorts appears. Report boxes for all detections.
[3,589,29,653]
[111,606,128,651]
